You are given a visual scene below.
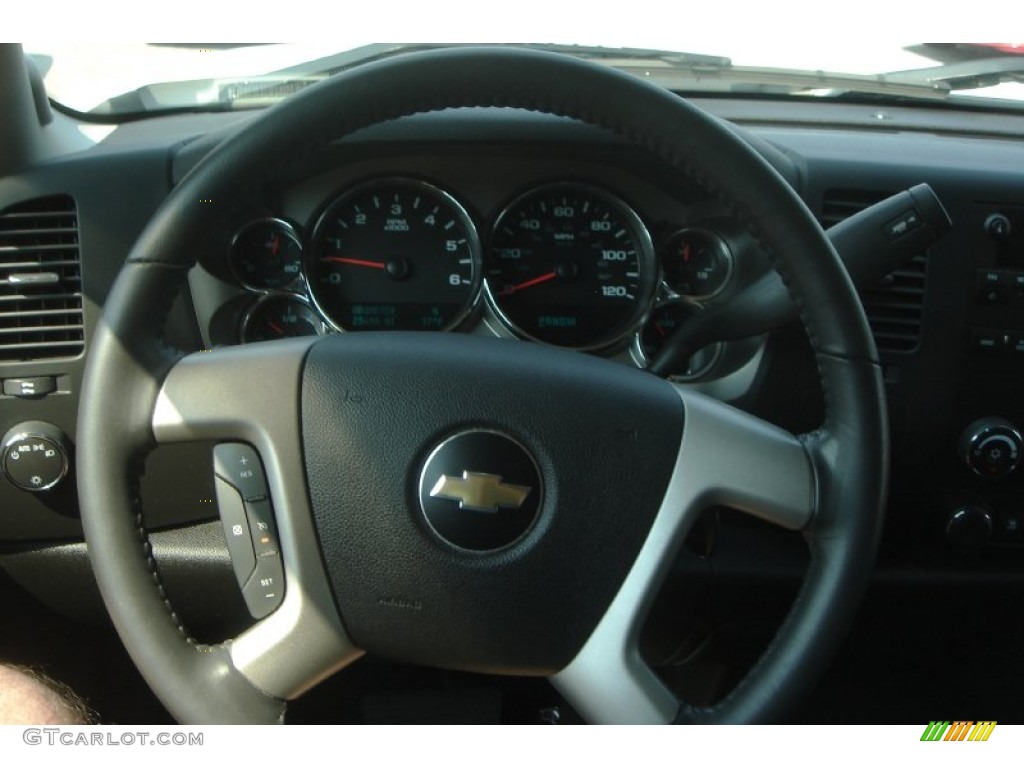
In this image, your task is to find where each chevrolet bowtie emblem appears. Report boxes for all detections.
[429,471,532,513]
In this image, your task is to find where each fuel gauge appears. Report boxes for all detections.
[230,218,304,291]
[241,296,324,343]
[662,228,732,299]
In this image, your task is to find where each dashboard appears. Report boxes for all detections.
[5,90,1024,722]
[6,99,1024,554]
[6,98,1024,551]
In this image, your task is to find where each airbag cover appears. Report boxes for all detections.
[301,333,682,674]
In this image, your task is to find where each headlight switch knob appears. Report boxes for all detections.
[1,421,71,493]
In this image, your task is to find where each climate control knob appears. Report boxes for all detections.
[1,421,70,492]
[960,417,1023,479]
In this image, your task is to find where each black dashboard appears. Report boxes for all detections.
[4,94,1024,676]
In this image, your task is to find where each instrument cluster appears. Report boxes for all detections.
[225,175,737,374]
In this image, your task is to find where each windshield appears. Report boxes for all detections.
[23,41,1024,118]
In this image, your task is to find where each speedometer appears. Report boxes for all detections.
[307,178,481,332]
[486,183,656,350]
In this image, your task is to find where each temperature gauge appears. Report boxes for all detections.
[241,296,324,343]
[662,228,732,299]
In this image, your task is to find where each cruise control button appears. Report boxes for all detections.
[244,498,280,557]
[214,477,256,586]
[242,556,285,619]
[213,443,268,501]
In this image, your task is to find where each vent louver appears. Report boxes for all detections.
[0,195,84,362]
[820,189,927,354]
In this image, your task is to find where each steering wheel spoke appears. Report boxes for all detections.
[152,339,362,702]
[670,385,815,531]
[152,338,314,446]
[552,386,815,723]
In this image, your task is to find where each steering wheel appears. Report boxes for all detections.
[77,47,887,724]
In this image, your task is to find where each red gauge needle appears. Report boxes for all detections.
[323,256,387,270]
[267,320,285,335]
[500,270,557,295]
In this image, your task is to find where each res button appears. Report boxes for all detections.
[213,443,269,501]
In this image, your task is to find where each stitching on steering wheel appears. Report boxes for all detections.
[124,261,204,645]
[127,462,202,645]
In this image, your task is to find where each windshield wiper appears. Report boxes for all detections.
[277,44,952,103]
[267,42,732,77]
[286,44,948,100]
[885,57,1024,91]
[70,44,738,118]
[611,60,952,101]
[66,43,956,120]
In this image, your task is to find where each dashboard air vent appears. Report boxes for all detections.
[0,195,84,362]
[820,189,927,354]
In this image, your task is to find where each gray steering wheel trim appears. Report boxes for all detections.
[77,47,887,724]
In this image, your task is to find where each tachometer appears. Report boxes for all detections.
[486,183,656,350]
[307,179,481,332]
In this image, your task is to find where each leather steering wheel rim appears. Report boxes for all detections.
[77,47,887,724]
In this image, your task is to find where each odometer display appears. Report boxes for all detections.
[486,184,656,349]
[307,179,481,332]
